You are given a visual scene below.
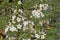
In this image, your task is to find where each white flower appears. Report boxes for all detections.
[12,15,16,20]
[22,38,26,40]
[40,31,46,39]
[18,9,23,13]
[32,10,40,18]
[10,25,17,32]
[23,21,28,31]
[9,37,16,40]
[32,10,44,18]
[14,10,17,13]
[8,22,12,26]
[12,20,16,24]
[9,37,11,40]
[17,24,22,29]
[41,35,45,39]
[28,21,34,25]
[35,34,40,38]
[23,21,28,27]
[16,17,21,22]
[39,4,49,10]
[4,25,10,33]
[18,1,22,4]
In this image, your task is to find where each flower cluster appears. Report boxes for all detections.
[32,4,49,18]
[4,0,50,40]
[32,10,44,18]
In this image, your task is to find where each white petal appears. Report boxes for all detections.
[14,10,17,13]
[10,25,17,32]
[4,25,10,33]
[17,24,22,29]
[18,1,22,4]
[41,35,45,39]
[16,17,21,22]
[12,20,16,24]
[18,9,23,13]
[12,15,16,20]
[35,34,40,38]
[23,21,28,26]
